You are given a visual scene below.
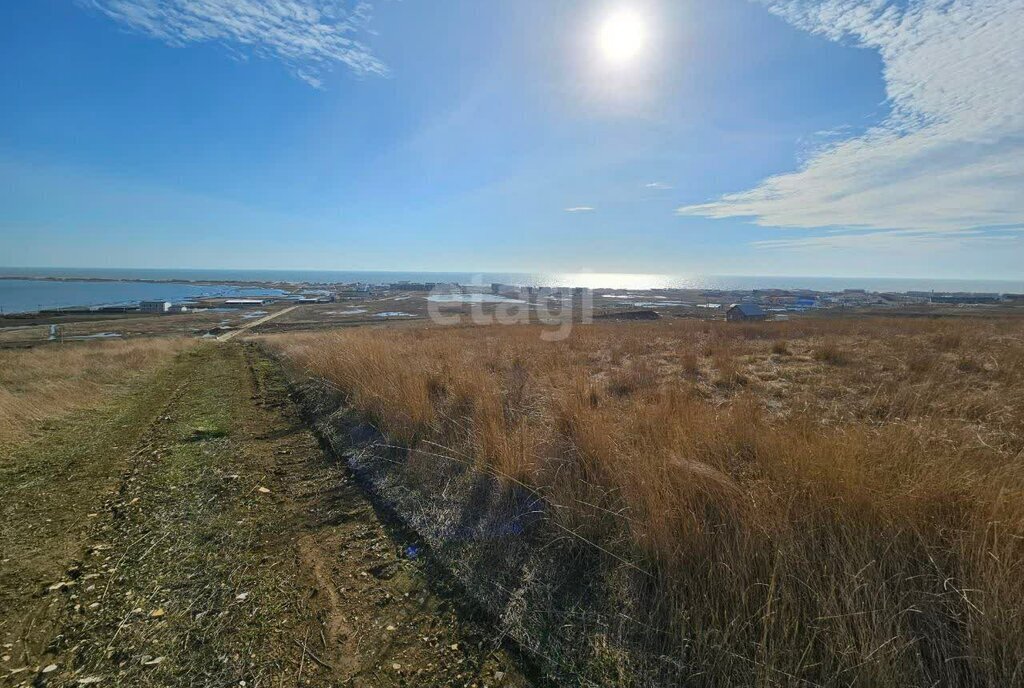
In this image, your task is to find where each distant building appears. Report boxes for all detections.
[791,298,818,310]
[224,299,271,307]
[726,303,767,321]
[167,304,190,313]
[389,282,436,291]
[930,293,1002,304]
[836,291,881,306]
[140,301,171,313]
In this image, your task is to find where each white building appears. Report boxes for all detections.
[224,299,271,307]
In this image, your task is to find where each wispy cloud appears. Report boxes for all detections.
[645,182,672,190]
[80,0,387,86]
[753,229,1024,252]
[565,206,595,212]
[678,0,1024,235]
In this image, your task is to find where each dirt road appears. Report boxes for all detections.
[0,344,528,687]
[217,305,299,341]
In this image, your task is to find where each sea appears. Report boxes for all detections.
[1,267,1022,315]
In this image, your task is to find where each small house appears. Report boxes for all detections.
[726,303,767,322]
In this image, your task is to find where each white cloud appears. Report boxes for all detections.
[81,0,387,86]
[678,0,1024,234]
[565,206,595,212]
[753,228,1024,252]
[645,181,673,190]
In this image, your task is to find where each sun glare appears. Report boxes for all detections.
[598,9,646,65]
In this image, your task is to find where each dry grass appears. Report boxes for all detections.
[268,317,1024,685]
[0,338,192,447]
[812,338,850,365]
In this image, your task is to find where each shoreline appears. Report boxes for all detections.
[0,276,298,317]
[2,270,1022,294]
[0,274,294,289]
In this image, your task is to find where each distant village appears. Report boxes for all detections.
[22,278,1024,321]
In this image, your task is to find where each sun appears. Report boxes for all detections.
[598,9,646,65]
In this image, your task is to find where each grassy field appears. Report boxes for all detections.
[0,338,193,447]
[270,317,1024,686]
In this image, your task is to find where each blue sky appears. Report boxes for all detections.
[1,0,1021,279]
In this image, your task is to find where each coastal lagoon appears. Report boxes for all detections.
[0,278,286,314]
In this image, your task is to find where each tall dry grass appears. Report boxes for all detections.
[0,338,192,447]
[269,317,1024,685]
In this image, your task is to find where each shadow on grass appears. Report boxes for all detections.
[186,425,230,442]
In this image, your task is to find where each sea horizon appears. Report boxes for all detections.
[2,266,1023,295]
